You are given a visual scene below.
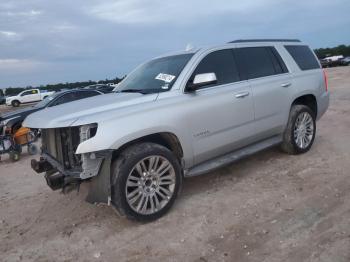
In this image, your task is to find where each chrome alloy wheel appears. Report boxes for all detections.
[125,156,176,215]
[293,112,314,149]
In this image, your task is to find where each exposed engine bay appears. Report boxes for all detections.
[31,124,111,204]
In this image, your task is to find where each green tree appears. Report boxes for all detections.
[314,45,350,59]
[4,76,124,95]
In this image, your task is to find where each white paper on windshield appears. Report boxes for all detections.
[155,73,176,83]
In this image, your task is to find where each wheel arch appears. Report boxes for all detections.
[85,132,185,206]
[292,94,317,118]
[111,132,184,164]
[11,99,20,106]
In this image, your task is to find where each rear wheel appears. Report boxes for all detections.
[281,105,316,154]
[111,142,182,221]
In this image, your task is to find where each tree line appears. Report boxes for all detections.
[2,77,124,96]
[314,44,350,59]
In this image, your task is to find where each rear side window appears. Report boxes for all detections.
[284,45,320,70]
[234,47,286,80]
[191,49,240,88]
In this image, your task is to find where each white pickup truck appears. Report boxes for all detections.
[6,89,55,107]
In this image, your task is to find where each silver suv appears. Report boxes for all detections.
[25,39,329,221]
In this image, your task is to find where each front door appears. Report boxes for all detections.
[183,49,255,165]
[21,90,40,103]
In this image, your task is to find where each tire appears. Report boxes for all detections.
[27,144,38,155]
[12,100,20,107]
[111,142,183,222]
[15,144,22,154]
[281,105,316,155]
[9,150,20,162]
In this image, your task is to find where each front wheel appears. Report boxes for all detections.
[12,100,20,107]
[111,142,182,222]
[281,105,316,154]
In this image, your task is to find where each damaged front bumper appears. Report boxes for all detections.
[32,151,112,204]
[31,125,113,204]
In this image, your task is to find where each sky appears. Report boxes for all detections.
[1,0,349,88]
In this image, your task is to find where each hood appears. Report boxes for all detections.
[6,95,18,99]
[0,106,40,123]
[23,92,158,128]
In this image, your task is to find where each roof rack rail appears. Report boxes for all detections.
[228,39,301,43]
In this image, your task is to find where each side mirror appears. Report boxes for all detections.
[186,73,217,92]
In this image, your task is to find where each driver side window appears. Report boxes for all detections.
[189,49,240,89]
[21,91,32,96]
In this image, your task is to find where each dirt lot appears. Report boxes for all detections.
[1,67,349,262]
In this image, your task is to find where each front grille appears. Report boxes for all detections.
[42,127,82,171]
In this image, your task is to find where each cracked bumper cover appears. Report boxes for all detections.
[31,151,112,204]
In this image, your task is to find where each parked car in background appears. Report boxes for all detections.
[84,84,115,93]
[0,95,5,105]
[0,89,102,135]
[6,89,55,107]
[340,57,350,66]
[320,58,331,68]
[25,39,329,221]
[320,55,344,68]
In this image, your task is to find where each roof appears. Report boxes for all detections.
[229,39,301,43]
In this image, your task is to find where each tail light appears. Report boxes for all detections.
[323,69,328,92]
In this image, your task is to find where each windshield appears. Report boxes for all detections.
[34,93,56,108]
[117,53,194,94]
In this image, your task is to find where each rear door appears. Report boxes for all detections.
[234,46,292,138]
[184,49,255,165]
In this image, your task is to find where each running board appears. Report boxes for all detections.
[184,136,282,177]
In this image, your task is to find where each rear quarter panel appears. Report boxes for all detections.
[276,43,329,121]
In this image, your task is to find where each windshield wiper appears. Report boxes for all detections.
[118,88,163,95]
[118,89,147,94]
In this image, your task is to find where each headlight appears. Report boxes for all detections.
[79,124,98,143]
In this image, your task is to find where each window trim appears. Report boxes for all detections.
[267,47,289,74]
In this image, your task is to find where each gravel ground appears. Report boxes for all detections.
[0,67,349,262]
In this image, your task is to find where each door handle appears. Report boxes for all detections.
[281,82,292,88]
[235,91,250,98]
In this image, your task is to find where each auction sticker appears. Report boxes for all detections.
[155,73,176,83]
